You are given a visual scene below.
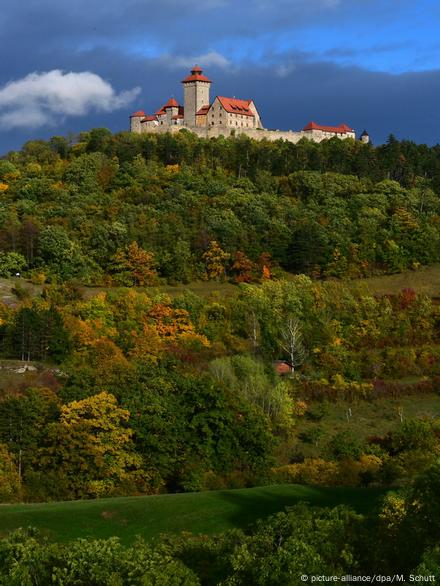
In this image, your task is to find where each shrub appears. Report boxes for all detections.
[0,251,27,277]
[271,459,339,485]
[327,431,364,461]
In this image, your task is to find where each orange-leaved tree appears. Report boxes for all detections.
[231,250,256,283]
[112,241,157,286]
[130,303,209,361]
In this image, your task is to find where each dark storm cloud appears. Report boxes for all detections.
[244,60,440,145]
[1,0,439,152]
[0,0,398,63]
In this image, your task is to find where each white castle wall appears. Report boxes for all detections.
[133,124,355,145]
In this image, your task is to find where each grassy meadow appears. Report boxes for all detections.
[0,484,384,545]
[289,393,440,460]
[1,264,439,308]
[352,263,440,298]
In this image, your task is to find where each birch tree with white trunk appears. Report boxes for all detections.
[279,316,306,376]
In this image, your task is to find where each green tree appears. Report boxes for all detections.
[0,387,60,489]
[0,443,21,502]
[218,505,362,584]
[209,355,294,432]
[0,251,27,276]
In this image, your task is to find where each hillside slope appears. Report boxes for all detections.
[0,484,384,544]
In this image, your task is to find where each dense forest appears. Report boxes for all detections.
[0,129,440,283]
[0,130,439,582]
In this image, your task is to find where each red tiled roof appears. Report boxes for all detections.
[182,66,211,83]
[303,121,354,133]
[163,97,179,109]
[141,115,157,122]
[196,104,210,115]
[155,98,182,116]
[216,96,255,117]
[130,110,146,117]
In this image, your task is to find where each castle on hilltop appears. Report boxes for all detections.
[130,66,369,145]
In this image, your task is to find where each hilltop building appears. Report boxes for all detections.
[130,66,367,144]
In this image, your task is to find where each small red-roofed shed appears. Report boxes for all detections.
[273,361,293,376]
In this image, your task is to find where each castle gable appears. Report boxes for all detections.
[216,96,255,117]
[196,105,210,116]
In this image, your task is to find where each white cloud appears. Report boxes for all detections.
[0,70,140,129]
[275,62,297,78]
[158,51,231,70]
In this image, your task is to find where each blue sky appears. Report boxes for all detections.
[1,0,440,153]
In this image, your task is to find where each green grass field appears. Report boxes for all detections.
[1,264,439,307]
[290,393,440,460]
[0,484,384,545]
[351,264,440,298]
[80,279,239,301]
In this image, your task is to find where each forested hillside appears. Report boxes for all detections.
[0,130,440,283]
[0,131,439,581]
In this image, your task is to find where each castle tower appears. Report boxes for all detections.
[360,130,370,144]
[163,97,179,125]
[182,66,211,127]
[129,110,146,133]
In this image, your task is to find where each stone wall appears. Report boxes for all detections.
[134,123,356,144]
[303,129,356,141]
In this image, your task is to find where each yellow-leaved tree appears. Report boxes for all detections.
[202,241,230,281]
[39,392,150,499]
